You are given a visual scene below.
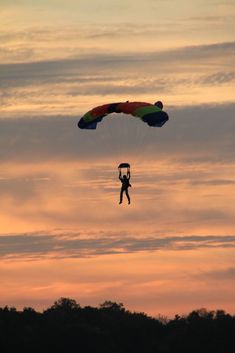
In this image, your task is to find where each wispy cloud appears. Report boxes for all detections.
[0,40,234,114]
[1,41,235,85]
[1,232,235,260]
[1,104,235,162]
[202,267,235,280]
[198,71,235,85]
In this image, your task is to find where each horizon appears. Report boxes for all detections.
[1,296,234,320]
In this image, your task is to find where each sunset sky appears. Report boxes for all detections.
[1,0,235,317]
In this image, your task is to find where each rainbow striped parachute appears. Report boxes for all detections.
[78,101,169,129]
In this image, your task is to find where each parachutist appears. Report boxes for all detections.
[119,170,131,205]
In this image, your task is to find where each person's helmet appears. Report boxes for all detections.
[154,101,163,109]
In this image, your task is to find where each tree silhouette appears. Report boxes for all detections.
[0,298,235,353]
[45,297,80,313]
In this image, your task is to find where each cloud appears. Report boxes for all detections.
[202,267,235,280]
[190,179,235,186]
[1,232,235,260]
[198,71,235,85]
[1,41,235,89]
[1,103,235,162]
[0,40,234,115]
[0,178,42,202]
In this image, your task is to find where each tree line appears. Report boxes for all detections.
[0,298,235,352]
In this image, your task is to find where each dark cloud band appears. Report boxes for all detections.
[1,232,235,260]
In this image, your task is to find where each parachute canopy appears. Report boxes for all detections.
[118,163,130,169]
[78,101,169,130]
[118,163,130,175]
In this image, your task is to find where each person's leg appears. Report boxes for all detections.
[119,189,123,204]
[125,189,130,204]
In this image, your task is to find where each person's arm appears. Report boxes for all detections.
[119,171,122,180]
[127,171,131,180]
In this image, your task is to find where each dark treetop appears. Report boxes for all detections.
[0,298,235,353]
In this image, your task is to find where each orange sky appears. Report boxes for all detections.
[0,0,235,317]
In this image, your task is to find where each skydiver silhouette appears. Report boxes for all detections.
[119,170,131,204]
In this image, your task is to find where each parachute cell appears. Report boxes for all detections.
[78,101,169,129]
